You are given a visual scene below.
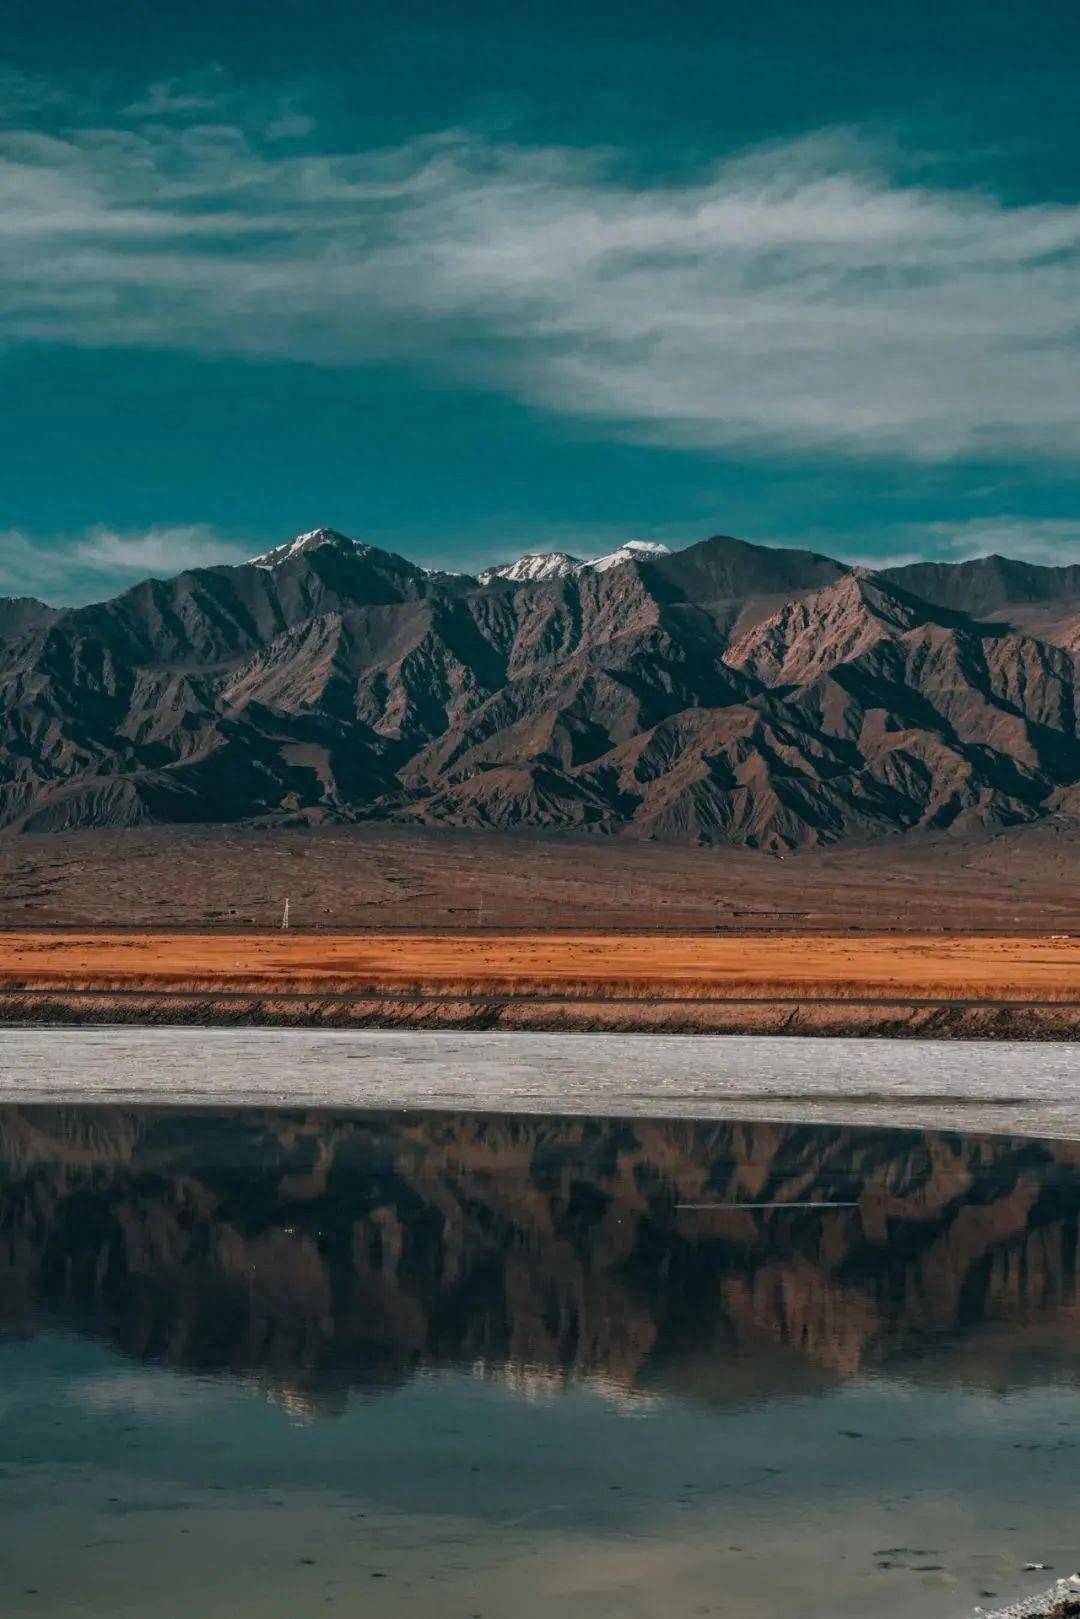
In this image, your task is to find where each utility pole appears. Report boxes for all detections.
[282,897,290,931]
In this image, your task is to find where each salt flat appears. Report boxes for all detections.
[1,1028,1078,1139]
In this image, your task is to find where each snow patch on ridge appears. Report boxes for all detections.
[248,528,368,569]
[479,540,671,585]
[478,551,582,585]
[246,528,673,581]
[585,540,672,573]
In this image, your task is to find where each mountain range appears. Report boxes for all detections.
[3,526,1080,847]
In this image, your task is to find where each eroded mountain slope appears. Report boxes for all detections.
[3,528,1080,847]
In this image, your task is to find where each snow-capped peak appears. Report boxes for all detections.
[246,529,674,581]
[478,551,582,586]
[584,540,672,574]
[248,528,367,569]
[478,540,672,587]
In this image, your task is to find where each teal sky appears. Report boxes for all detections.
[2,0,1079,603]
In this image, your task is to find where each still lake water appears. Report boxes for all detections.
[1,1102,1078,1618]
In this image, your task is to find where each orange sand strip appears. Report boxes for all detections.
[1,931,1079,1003]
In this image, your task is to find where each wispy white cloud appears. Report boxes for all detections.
[70,525,254,574]
[913,518,1080,567]
[0,67,73,118]
[265,106,315,142]
[0,525,253,604]
[121,68,230,121]
[1,87,1079,463]
[836,517,1080,570]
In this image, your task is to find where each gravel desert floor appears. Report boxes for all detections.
[3,820,1080,934]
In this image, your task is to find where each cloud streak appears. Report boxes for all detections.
[0,525,253,604]
[1,95,1079,462]
[891,518,1080,568]
[826,516,1080,570]
[121,69,230,121]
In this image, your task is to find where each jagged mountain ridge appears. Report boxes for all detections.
[478,550,583,585]
[477,539,671,584]
[3,526,1080,846]
[881,553,1080,654]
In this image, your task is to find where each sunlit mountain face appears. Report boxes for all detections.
[2,1106,1077,1409]
[6,530,1080,844]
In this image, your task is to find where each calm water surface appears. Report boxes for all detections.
[1,1104,1078,1618]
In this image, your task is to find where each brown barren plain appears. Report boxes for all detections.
[2,823,1080,1035]
[3,820,1080,933]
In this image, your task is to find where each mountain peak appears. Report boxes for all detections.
[478,539,672,586]
[248,528,365,569]
[478,551,582,586]
[7,522,1080,847]
[0,595,61,641]
[586,540,672,573]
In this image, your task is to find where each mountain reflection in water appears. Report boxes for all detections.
[2,1106,1078,1414]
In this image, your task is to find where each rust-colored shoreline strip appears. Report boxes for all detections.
[1,930,1079,1006]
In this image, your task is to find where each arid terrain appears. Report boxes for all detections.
[3,818,1080,932]
[2,821,1079,1036]
[0,822,1077,1038]
[6,529,1080,848]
